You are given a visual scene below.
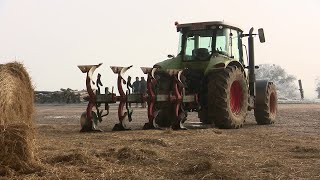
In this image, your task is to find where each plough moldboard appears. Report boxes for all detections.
[77,63,199,132]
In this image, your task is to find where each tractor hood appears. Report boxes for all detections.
[153,56,183,69]
[154,53,236,73]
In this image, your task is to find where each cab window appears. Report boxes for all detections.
[184,30,212,61]
[215,28,229,56]
[230,29,241,60]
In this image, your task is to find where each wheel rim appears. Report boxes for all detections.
[230,81,243,115]
[269,92,276,114]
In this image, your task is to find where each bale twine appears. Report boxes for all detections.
[0,62,37,174]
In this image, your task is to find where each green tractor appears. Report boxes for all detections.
[77,21,277,132]
[151,21,277,129]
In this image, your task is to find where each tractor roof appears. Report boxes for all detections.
[175,21,243,32]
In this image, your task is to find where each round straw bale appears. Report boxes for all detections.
[0,62,37,174]
[0,62,34,126]
[0,124,36,172]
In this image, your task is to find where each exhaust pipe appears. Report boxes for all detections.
[247,27,265,97]
[248,27,255,97]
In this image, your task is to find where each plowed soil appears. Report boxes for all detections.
[8,103,320,179]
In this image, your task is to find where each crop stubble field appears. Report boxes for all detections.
[16,103,320,179]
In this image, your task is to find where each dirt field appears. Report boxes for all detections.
[7,103,320,179]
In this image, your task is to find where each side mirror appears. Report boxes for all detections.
[258,28,265,43]
[167,54,175,58]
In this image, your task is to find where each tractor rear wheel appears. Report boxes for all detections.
[198,77,212,124]
[155,106,187,129]
[153,71,188,129]
[199,108,209,124]
[153,72,175,128]
[155,105,175,127]
[254,81,277,124]
[207,66,248,129]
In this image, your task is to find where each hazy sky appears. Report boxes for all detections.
[0,0,319,99]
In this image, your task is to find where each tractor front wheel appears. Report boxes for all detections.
[254,81,277,124]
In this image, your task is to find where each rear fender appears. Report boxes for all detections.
[227,61,246,77]
[205,58,245,76]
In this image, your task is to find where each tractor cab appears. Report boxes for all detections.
[176,21,244,65]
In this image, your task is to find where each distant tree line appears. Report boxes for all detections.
[35,88,81,104]
[255,64,299,99]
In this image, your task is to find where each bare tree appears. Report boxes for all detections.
[256,64,298,99]
[316,78,320,99]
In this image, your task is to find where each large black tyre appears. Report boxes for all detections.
[207,66,248,129]
[254,81,277,124]
[153,72,175,127]
[198,76,211,124]
[199,108,210,124]
[155,106,175,127]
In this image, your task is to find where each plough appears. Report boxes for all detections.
[77,63,198,132]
